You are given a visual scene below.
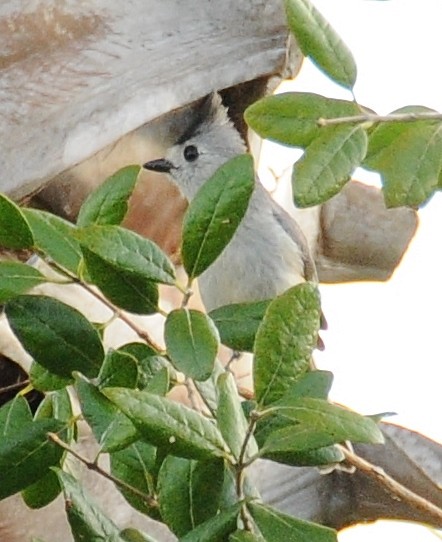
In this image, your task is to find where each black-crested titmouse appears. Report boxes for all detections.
[143,93,321,321]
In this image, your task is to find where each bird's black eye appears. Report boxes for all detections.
[183,145,199,162]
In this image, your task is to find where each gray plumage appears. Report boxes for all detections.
[144,93,318,313]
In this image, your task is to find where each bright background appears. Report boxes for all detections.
[260,1,442,540]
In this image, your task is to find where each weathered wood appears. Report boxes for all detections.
[0,0,290,198]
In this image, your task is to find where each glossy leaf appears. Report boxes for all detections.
[98,349,139,389]
[261,445,344,468]
[56,469,126,542]
[103,388,229,460]
[0,193,34,249]
[157,456,225,536]
[143,367,170,396]
[164,309,219,381]
[209,300,270,352]
[364,106,442,207]
[75,225,175,285]
[30,361,73,391]
[110,441,160,519]
[5,295,104,378]
[77,165,140,227]
[180,503,241,542]
[278,370,333,401]
[118,343,171,390]
[75,374,138,453]
[262,398,383,456]
[217,372,257,461]
[0,418,64,499]
[194,359,225,415]
[253,283,321,407]
[0,395,32,435]
[81,247,159,314]
[293,125,367,207]
[244,92,359,148]
[0,261,46,303]
[22,470,61,509]
[182,154,255,279]
[284,0,356,89]
[23,209,82,274]
[120,529,159,542]
[229,532,264,542]
[249,502,337,542]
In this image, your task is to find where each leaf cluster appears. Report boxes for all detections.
[243,0,442,209]
[0,158,382,541]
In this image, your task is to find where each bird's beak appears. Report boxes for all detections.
[143,158,175,173]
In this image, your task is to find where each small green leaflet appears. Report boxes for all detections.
[284,0,357,89]
[77,165,141,227]
[182,154,255,280]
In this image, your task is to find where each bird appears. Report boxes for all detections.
[143,93,324,342]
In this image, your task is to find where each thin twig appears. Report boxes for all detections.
[46,260,164,352]
[47,432,158,509]
[0,379,30,394]
[339,445,442,525]
[318,111,442,127]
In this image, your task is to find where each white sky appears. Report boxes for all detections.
[260,1,442,540]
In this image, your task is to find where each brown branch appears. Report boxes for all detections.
[47,432,158,509]
[339,444,442,525]
[45,259,164,352]
[317,111,442,127]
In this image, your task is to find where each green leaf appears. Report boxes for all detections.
[77,165,141,227]
[0,395,32,435]
[293,125,368,207]
[103,388,229,460]
[364,107,442,207]
[117,343,171,390]
[253,283,321,407]
[75,374,138,453]
[0,261,46,303]
[194,359,225,415]
[143,367,170,396]
[75,225,175,284]
[157,456,225,536]
[30,360,73,391]
[0,418,64,499]
[230,531,265,542]
[209,300,270,352]
[5,295,104,378]
[249,502,337,542]
[55,469,126,542]
[284,0,356,89]
[182,154,255,279]
[164,309,219,381]
[35,388,73,424]
[278,370,333,401]
[22,469,61,509]
[120,528,159,542]
[110,441,160,519]
[261,445,345,468]
[81,247,159,314]
[180,503,241,542]
[261,398,384,455]
[0,193,34,249]
[98,349,139,389]
[34,387,75,443]
[217,372,257,461]
[23,209,82,274]
[244,93,359,148]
